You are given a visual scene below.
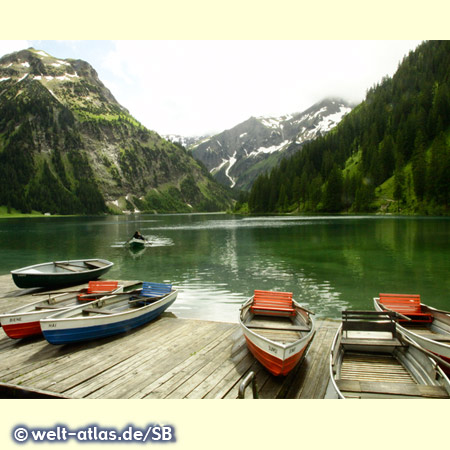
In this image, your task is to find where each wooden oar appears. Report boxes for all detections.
[400,334,450,371]
[138,237,151,246]
[32,288,142,297]
[427,307,450,316]
[300,305,315,315]
[80,289,143,299]
[378,303,412,321]
[33,289,87,296]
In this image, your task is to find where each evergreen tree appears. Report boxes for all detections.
[427,132,450,205]
[292,176,301,207]
[309,175,323,211]
[277,184,288,212]
[353,178,375,211]
[412,132,427,201]
[393,167,405,210]
[322,166,343,212]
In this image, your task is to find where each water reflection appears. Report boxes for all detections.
[0,214,449,322]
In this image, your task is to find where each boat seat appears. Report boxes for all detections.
[84,260,108,269]
[78,281,119,301]
[250,290,296,317]
[341,337,403,347]
[342,311,398,336]
[87,281,118,293]
[54,262,84,272]
[378,293,432,323]
[141,282,172,298]
[336,379,450,398]
[128,282,173,306]
[246,323,311,332]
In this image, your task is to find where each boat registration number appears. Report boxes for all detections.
[8,317,22,323]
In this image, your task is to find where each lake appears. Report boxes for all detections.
[0,213,449,323]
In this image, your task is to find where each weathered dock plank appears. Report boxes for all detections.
[98,322,234,399]
[0,274,339,399]
[285,319,339,399]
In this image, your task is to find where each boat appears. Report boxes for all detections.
[11,259,114,289]
[329,310,450,399]
[40,281,178,345]
[127,231,150,249]
[373,293,450,373]
[0,281,123,339]
[239,289,315,376]
[128,237,147,248]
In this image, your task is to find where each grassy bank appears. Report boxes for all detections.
[0,206,74,218]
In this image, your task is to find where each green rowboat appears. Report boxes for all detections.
[11,259,114,289]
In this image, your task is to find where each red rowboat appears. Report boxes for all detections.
[239,290,315,376]
[0,281,122,339]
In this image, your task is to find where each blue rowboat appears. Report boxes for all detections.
[40,282,177,344]
[11,259,114,289]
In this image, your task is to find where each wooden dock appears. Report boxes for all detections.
[0,274,339,399]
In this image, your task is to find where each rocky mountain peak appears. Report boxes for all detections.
[189,98,353,190]
[0,48,125,115]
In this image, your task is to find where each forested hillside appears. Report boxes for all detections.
[246,40,450,215]
[0,48,231,215]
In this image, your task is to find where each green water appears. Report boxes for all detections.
[0,214,449,323]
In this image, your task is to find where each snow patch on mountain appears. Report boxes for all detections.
[316,106,351,132]
[225,152,237,188]
[258,117,282,129]
[211,158,229,173]
[248,140,290,158]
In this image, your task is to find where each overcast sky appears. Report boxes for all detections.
[0,40,422,136]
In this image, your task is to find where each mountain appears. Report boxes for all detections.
[0,48,232,214]
[189,99,352,191]
[164,134,211,149]
[247,40,450,215]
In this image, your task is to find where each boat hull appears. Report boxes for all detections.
[0,284,123,339]
[41,290,177,345]
[2,321,42,339]
[128,238,146,248]
[243,334,308,376]
[239,298,315,376]
[11,259,113,289]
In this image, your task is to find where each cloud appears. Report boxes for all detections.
[97,40,421,136]
[1,40,423,136]
[0,40,31,57]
